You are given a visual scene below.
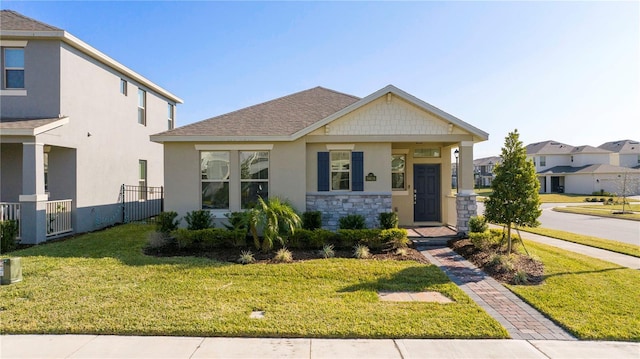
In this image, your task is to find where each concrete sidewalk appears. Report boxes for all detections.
[508,228,640,269]
[1,335,639,359]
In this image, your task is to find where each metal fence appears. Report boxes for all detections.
[120,185,164,223]
[46,199,73,237]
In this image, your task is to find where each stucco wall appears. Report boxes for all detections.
[573,153,611,167]
[24,41,176,233]
[0,143,23,202]
[0,40,61,118]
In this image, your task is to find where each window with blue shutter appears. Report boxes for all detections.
[317,152,330,191]
[352,152,364,191]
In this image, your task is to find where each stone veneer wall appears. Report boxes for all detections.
[455,193,477,235]
[306,193,392,230]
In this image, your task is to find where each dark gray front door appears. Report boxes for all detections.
[414,164,441,222]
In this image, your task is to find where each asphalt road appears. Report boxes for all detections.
[477,202,640,246]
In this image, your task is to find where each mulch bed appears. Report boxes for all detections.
[448,238,544,285]
[145,245,430,265]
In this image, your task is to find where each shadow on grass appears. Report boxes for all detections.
[3,223,234,268]
[543,266,630,280]
[338,265,451,293]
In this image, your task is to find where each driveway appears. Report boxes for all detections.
[477,202,640,246]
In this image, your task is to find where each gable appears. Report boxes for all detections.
[325,95,454,136]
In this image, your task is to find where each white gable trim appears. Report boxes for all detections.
[290,85,488,142]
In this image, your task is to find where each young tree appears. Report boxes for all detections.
[485,130,541,253]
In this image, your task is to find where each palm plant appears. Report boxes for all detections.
[248,197,302,252]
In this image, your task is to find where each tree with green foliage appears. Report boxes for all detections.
[485,130,541,253]
[248,197,301,251]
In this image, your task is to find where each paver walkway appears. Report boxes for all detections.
[419,246,576,341]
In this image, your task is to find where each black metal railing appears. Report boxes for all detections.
[120,184,164,223]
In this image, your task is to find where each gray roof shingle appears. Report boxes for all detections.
[0,10,62,31]
[598,139,640,154]
[526,140,574,155]
[157,87,360,137]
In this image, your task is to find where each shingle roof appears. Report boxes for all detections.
[598,139,640,154]
[0,117,62,129]
[0,10,62,31]
[157,87,360,137]
[538,164,640,175]
[473,156,501,166]
[571,145,610,154]
[526,140,574,155]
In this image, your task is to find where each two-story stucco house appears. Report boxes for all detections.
[526,140,640,195]
[152,85,488,233]
[0,10,182,244]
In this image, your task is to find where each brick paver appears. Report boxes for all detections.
[420,246,576,341]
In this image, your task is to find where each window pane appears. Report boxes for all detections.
[414,148,440,158]
[332,172,350,190]
[5,49,24,67]
[392,155,405,172]
[6,70,24,88]
[331,151,350,171]
[392,173,405,190]
[240,151,269,180]
[241,182,268,209]
[120,79,127,95]
[202,182,229,209]
[137,107,145,125]
[201,152,230,180]
[138,89,145,107]
[139,160,147,180]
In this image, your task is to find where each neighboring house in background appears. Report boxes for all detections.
[473,156,501,188]
[152,85,488,233]
[0,10,182,244]
[526,140,640,195]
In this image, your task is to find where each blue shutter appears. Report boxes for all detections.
[352,151,364,191]
[317,152,330,191]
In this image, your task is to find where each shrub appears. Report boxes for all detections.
[223,211,249,231]
[155,211,180,233]
[468,216,488,233]
[353,244,371,259]
[584,198,591,202]
[337,229,381,249]
[248,197,301,251]
[339,214,366,230]
[380,228,410,249]
[146,231,172,249]
[302,211,322,230]
[0,220,18,253]
[274,248,293,263]
[238,250,255,264]
[378,212,399,229]
[469,231,493,250]
[185,210,214,230]
[513,270,529,285]
[320,244,335,258]
[310,229,338,249]
[173,228,194,249]
[395,247,409,257]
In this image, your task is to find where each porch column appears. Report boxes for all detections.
[456,141,477,235]
[19,142,48,244]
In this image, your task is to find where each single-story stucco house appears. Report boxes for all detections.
[151,85,488,233]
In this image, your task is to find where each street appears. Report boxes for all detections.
[477,202,640,246]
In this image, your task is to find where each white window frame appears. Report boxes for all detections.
[138,89,146,125]
[330,150,351,191]
[540,156,546,167]
[168,103,174,130]
[200,151,230,210]
[3,47,25,89]
[240,151,269,209]
[120,79,127,95]
[392,154,406,191]
[138,160,147,201]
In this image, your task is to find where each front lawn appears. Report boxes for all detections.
[554,205,640,221]
[517,227,640,258]
[507,241,640,341]
[0,224,507,338]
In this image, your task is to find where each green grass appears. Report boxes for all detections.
[554,205,640,221]
[0,224,507,338]
[518,227,640,258]
[507,240,640,341]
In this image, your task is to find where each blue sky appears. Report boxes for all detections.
[3,1,638,158]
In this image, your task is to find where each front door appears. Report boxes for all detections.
[414,164,441,222]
